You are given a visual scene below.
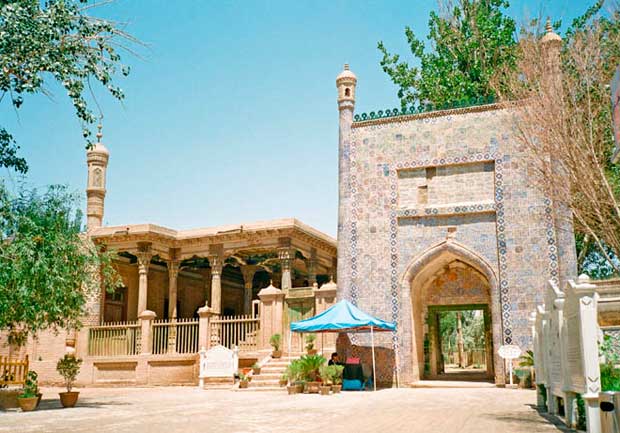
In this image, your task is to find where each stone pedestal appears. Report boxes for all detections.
[198,304,216,350]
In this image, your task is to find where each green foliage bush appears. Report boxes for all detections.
[269,334,281,351]
[56,354,82,392]
[299,354,326,381]
[0,184,122,346]
[20,370,38,398]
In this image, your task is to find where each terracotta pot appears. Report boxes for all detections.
[332,385,342,394]
[0,389,21,409]
[319,386,331,395]
[287,385,297,395]
[59,391,80,408]
[295,383,304,393]
[307,349,317,355]
[272,350,282,359]
[279,379,288,387]
[252,367,261,375]
[17,396,38,412]
[239,381,249,389]
[306,381,320,394]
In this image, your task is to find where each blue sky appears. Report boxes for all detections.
[0,0,590,236]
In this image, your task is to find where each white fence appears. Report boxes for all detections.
[533,274,602,432]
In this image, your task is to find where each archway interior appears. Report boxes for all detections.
[411,257,495,381]
[428,305,491,381]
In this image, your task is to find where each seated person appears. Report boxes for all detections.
[328,352,344,366]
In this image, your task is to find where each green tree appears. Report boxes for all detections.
[0,182,121,346]
[0,0,138,173]
[378,0,517,108]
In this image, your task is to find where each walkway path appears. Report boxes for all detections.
[2,386,569,433]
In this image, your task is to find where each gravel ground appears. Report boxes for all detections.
[0,385,570,433]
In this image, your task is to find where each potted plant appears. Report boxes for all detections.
[286,360,302,394]
[239,372,250,389]
[251,362,261,375]
[331,365,344,393]
[279,372,288,387]
[319,365,332,395]
[56,354,82,408]
[300,354,325,393]
[305,334,317,355]
[270,334,282,358]
[17,370,39,412]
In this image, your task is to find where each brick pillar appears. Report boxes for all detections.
[314,279,337,352]
[198,304,216,350]
[138,310,156,355]
[258,282,285,349]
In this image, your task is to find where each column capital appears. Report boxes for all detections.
[278,247,295,271]
[240,264,260,285]
[167,259,181,278]
[136,242,152,272]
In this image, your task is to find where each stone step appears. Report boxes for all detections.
[251,373,282,380]
[235,386,286,392]
[250,381,284,388]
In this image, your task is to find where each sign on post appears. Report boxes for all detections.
[498,344,522,387]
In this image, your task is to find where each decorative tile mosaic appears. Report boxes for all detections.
[337,106,577,383]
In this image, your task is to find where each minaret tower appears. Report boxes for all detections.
[86,123,109,230]
[336,64,357,291]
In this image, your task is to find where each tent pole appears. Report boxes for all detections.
[371,326,377,392]
[394,332,400,389]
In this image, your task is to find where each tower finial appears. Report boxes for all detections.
[96,123,103,143]
[545,17,553,34]
[344,63,350,71]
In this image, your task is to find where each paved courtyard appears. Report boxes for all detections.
[2,386,569,433]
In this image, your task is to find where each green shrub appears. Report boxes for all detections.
[319,365,331,383]
[299,354,326,381]
[20,370,38,398]
[56,354,82,392]
[269,334,281,351]
[576,394,586,431]
[601,363,620,391]
[305,334,316,351]
[330,364,344,385]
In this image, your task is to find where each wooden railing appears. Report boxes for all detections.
[152,318,199,355]
[210,315,260,352]
[88,321,141,357]
[0,355,29,386]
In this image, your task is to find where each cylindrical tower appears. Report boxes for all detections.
[86,124,109,231]
[336,64,357,295]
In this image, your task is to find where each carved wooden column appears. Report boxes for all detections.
[240,265,259,315]
[136,242,152,316]
[167,248,181,319]
[209,244,224,314]
[307,248,318,286]
[278,246,295,292]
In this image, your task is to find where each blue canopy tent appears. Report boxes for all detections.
[289,300,398,391]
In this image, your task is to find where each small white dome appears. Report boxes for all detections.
[337,64,357,81]
[541,19,561,44]
[88,142,109,156]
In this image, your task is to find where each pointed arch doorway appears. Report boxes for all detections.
[403,240,503,383]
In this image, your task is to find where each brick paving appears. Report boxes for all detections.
[1,386,569,433]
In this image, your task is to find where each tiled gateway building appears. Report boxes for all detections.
[335,28,577,386]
